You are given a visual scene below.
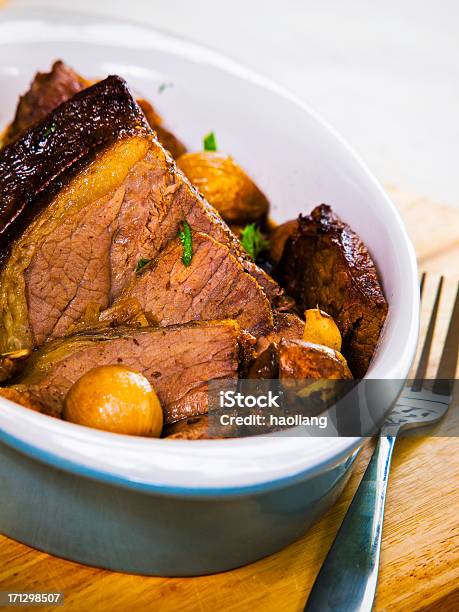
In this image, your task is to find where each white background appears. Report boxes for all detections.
[8,0,459,209]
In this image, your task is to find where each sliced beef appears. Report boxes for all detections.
[277,205,388,377]
[2,61,88,146]
[0,75,148,262]
[13,320,252,424]
[1,61,279,301]
[125,232,273,337]
[242,259,281,302]
[0,81,276,352]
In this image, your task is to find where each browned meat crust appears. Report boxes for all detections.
[1,62,279,303]
[0,76,148,267]
[278,205,388,377]
[13,320,252,424]
[2,61,88,146]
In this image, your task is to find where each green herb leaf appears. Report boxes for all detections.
[43,123,57,138]
[135,258,151,274]
[158,82,173,94]
[240,223,269,261]
[178,220,193,266]
[203,131,217,151]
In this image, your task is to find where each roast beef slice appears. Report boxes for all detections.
[126,231,273,336]
[0,62,279,301]
[0,76,148,259]
[278,204,388,377]
[14,320,252,424]
[0,79,276,351]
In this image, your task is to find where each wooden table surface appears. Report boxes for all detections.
[1,188,459,611]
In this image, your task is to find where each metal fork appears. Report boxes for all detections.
[305,274,459,612]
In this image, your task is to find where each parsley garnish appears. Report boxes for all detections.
[240,224,269,261]
[203,131,217,151]
[178,221,193,266]
[135,258,151,274]
[43,123,57,138]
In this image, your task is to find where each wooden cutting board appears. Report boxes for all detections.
[1,188,458,611]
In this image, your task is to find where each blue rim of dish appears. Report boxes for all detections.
[0,427,363,498]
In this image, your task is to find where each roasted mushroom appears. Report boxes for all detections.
[177,152,269,224]
[279,339,352,381]
[248,344,279,379]
[255,312,304,356]
[279,339,352,410]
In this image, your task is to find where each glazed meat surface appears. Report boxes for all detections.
[13,320,252,424]
[278,205,388,377]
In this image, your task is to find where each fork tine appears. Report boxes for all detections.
[420,272,426,300]
[412,276,444,391]
[432,282,459,396]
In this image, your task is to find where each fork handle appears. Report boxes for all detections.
[305,433,397,612]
